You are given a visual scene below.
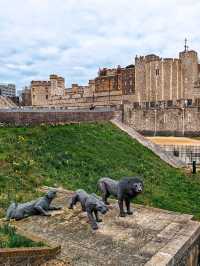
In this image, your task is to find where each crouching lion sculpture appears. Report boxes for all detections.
[68,189,109,230]
[98,177,144,217]
[6,190,61,221]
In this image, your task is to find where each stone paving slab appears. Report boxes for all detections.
[12,188,200,266]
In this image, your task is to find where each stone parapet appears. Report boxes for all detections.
[0,246,61,266]
[0,109,116,125]
[123,104,200,137]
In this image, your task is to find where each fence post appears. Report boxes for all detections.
[192,161,196,174]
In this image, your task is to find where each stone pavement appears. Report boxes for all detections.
[13,188,200,266]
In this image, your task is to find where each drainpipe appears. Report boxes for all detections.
[182,108,185,136]
[154,109,157,136]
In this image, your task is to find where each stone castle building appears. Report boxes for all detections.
[22,65,135,108]
[122,46,200,136]
[30,75,65,106]
[134,49,200,106]
[22,45,200,110]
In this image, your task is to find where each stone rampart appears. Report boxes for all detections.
[123,104,200,136]
[0,109,116,126]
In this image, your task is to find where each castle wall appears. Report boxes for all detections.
[0,109,116,125]
[123,104,200,136]
[48,90,123,108]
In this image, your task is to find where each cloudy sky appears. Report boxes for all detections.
[0,0,199,91]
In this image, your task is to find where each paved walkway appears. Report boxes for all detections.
[13,188,200,266]
[147,136,200,146]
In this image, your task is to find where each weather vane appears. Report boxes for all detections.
[184,38,189,52]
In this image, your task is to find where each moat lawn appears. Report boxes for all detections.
[0,122,200,219]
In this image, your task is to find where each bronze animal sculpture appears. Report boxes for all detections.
[6,190,61,221]
[98,177,143,217]
[68,189,108,230]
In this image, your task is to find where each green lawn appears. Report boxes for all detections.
[0,122,200,219]
[0,224,44,248]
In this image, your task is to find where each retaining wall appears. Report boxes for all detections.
[123,104,200,137]
[0,109,115,125]
[0,246,61,266]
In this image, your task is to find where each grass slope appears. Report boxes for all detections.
[0,224,44,248]
[0,122,200,219]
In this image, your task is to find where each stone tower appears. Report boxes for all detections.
[179,50,198,100]
[135,56,146,102]
[50,74,65,97]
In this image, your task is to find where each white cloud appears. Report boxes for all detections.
[0,0,199,90]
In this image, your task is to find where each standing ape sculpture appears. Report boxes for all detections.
[68,189,108,230]
[6,190,61,221]
[98,177,143,217]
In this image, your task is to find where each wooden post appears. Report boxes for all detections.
[192,161,196,174]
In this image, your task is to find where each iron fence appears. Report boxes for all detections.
[161,144,200,165]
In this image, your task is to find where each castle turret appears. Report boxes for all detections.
[135,56,146,102]
[50,74,65,97]
[179,50,198,100]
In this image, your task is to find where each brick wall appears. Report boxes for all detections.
[0,110,115,126]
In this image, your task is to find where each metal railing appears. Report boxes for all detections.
[161,144,200,165]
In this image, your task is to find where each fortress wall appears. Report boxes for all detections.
[123,104,200,136]
[48,90,124,108]
[0,110,116,125]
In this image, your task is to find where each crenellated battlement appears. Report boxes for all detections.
[31,81,50,86]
